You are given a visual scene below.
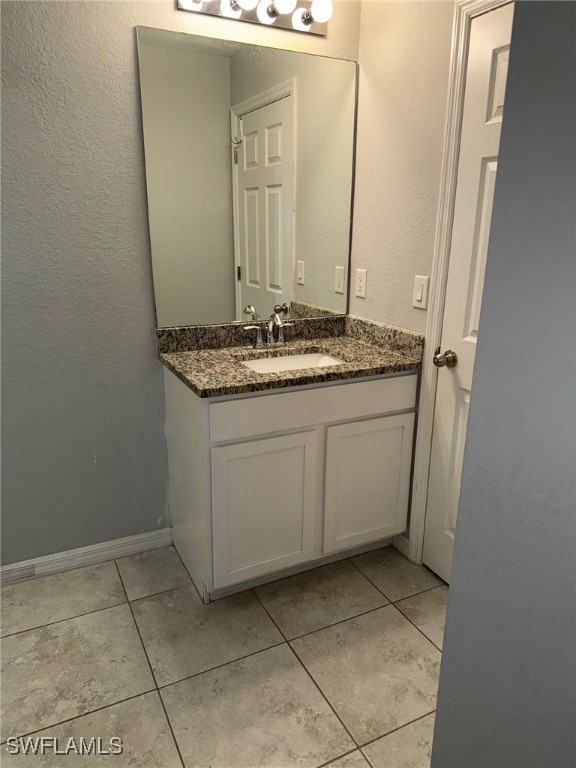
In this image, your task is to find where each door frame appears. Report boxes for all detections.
[399,0,514,565]
[230,79,296,321]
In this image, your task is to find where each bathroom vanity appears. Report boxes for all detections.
[159,320,422,602]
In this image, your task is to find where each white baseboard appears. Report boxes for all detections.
[0,528,173,585]
[393,533,411,560]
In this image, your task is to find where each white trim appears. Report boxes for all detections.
[0,528,173,585]
[408,0,514,564]
[231,80,293,120]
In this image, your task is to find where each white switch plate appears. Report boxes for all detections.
[334,266,345,294]
[355,269,367,298]
[412,275,429,309]
[296,260,305,285]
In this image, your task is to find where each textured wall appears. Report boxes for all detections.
[432,3,576,765]
[350,0,454,332]
[2,0,360,564]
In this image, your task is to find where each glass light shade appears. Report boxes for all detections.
[237,0,259,9]
[220,0,243,17]
[274,0,297,14]
[291,7,312,30]
[310,0,333,22]
[257,0,277,24]
[179,0,204,10]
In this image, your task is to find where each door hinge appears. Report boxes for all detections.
[237,265,242,281]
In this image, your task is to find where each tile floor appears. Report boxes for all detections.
[1,545,447,768]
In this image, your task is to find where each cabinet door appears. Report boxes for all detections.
[324,414,415,554]
[212,432,317,588]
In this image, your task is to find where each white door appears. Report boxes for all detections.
[423,3,514,582]
[324,414,415,554]
[211,431,316,588]
[233,96,293,320]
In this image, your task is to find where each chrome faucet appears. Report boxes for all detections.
[267,306,294,346]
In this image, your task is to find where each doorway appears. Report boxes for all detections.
[408,0,515,582]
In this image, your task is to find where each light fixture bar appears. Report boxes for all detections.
[176,0,330,36]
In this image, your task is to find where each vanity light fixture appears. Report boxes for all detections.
[176,0,332,36]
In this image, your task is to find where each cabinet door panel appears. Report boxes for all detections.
[324,414,415,554]
[212,432,317,588]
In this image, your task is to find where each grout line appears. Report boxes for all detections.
[358,708,437,752]
[156,638,287,692]
[391,602,444,653]
[348,557,445,605]
[0,690,158,746]
[114,562,186,768]
[0,600,128,640]
[251,590,359,750]
[315,746,361,768]
[287,603,390,642]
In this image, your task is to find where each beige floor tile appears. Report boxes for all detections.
[1,692,181,767]
[0,604,154,741]
[351,548,443,602]
[161,644,354,768]
[0,563,125,637]
[325,750,372,768]
[362,713,435,768]
[291,606,440,745]
[395,587,448,650]
[131,586,283,686]
[116,546,191,601]
[255,560,388,640]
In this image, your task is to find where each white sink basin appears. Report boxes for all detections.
[242,353,344,374]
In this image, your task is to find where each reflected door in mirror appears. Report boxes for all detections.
[234,96,293,317]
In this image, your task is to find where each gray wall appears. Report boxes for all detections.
[1,0,359,565]
[138,38,235,327]
[432,3,576,766]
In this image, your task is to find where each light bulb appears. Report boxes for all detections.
[310,0,333,22]
[291,7,312,30]
[179,0,204,10]
[257,0,277,24]
[274,0,297,13]
[220,0,242,17]
[237,0,259,9]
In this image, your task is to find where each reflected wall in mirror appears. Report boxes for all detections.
[136,27,357,328]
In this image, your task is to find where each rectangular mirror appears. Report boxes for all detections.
[136,27,357,327]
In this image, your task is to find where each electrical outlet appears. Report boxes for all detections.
[412,275,430,309]
[355,269,367,298]
[335,266,345,294]
[296,260,305,285]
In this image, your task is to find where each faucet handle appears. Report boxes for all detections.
[243,324,263,348]
[273,303,290,317]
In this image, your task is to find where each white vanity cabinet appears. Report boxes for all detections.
[164,370,417,600]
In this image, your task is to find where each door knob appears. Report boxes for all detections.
[433,348,458,368]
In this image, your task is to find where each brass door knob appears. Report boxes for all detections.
[433,348,458,368]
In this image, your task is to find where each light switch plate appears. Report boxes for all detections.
[296,260,305,285]
[335,266,345,294]
[355,269,367,298]
[412,275,429,309]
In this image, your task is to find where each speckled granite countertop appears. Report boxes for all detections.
[160,336,421,398]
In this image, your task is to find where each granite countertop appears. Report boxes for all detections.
[160,336,421,398]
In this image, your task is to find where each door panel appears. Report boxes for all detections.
[423,3,514,582]
[234,96,293,316]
